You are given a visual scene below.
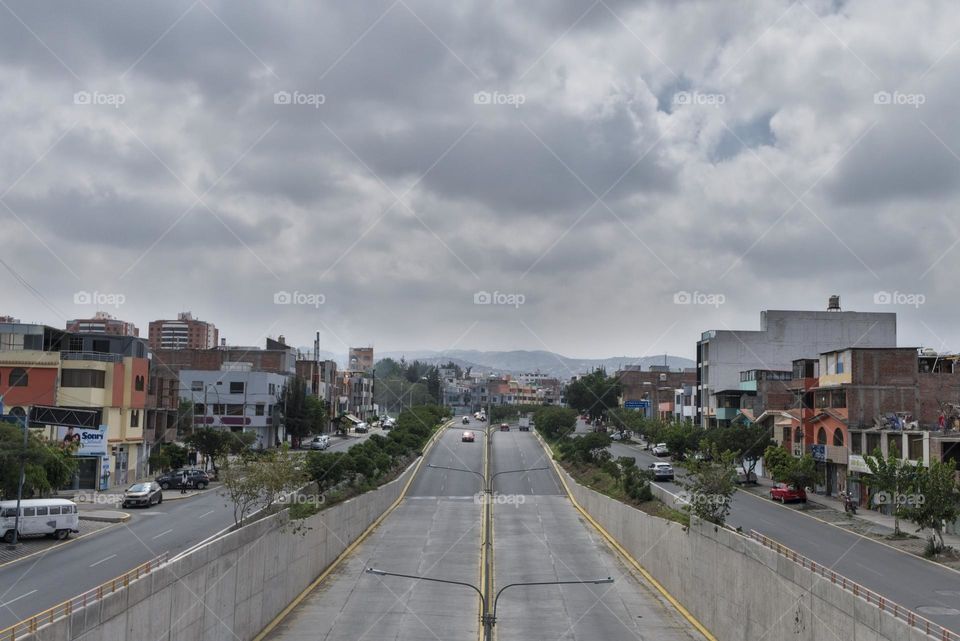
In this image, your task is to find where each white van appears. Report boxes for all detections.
[0,499,80,542]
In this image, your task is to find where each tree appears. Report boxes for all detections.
[217,446,306,527]
[175,399,195,436]
[864,444,916,536]
[680,448,737,525]
[149,442,188,472]
[566,369,622,421]
[0,422,78,499]
[663,423,702,461]
[905,459,959,553]
[425,368,441,405]
[704,425,774,482]
[764,446,818,499]
[534,407,577,440]
[185,428,255,476]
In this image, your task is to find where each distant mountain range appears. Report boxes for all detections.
[297,347,694,379]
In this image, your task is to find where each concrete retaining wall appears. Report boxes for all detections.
[560,465,938,641]
[24,458,422,641]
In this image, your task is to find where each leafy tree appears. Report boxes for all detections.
[561,432,612,465]
[217,446,306,527]
[764,446,818,497]
[185,427,255,476]
[566,369,622,422]
[0,422,78,499]
[149,442,188,472]
[533,406,577,440]
[905,459,959,553]
[425,368,441,405]
[704,425,774,482]
[864,444,917,535]
[176,399,195,436]
[663,423,702,461]
[680,448,737,525]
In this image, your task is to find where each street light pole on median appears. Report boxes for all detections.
[366,567,612,641]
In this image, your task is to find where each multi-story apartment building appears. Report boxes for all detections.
[696,297,896,426]
[148,312,219,350]
[66,311,139,337]
[296,357,340,431]
[179,364,287,449]
[0,322,149,489]
[340,371,374,422]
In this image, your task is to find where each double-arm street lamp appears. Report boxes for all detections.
[366,567,612,641]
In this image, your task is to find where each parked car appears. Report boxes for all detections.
[462,431,476,442]
[308,435,331,450]
[648,462,675,481]
[355,422,369,433]
[652,443,670,457]
[610,431,623,441]
[462,416,470,425]
[155,469,211,490]
[499,423,510,431]
[769,483,806,503]
[0,499,80,542]
[123,482,163,508]
[382,418,396,429]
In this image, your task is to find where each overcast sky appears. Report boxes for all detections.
[1,0,958,360]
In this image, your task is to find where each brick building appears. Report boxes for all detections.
[147,312,219,350]
[66,311,139,337]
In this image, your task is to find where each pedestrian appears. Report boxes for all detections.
[180,470,188,494]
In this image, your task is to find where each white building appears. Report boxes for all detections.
[179,364,289,448]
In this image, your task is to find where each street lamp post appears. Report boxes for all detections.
[366,567,612,641]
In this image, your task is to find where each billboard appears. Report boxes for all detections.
[57,424,108,457]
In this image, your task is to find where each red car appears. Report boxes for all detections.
[769,483,806,504]
[461,431,475,442]
[499,423,510,431]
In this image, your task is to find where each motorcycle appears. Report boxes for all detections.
[840,491,857,515]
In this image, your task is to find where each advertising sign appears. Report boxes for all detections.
[810,443,826,462]
[57,424,108,457]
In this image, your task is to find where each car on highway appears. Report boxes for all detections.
[769,483,807,503]
[462,431,476,442]
[462,416,470,424]
[308,435,331,450]
[648,462,675,481]
[0,499,79,542]
[499,423,510,431]
[155,469,211,490]
[122,482,163,508]
[652,443,670,457]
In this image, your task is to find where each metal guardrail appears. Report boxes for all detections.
[60,351,123,362]
[0,553,168,641]
[749,531,959,641]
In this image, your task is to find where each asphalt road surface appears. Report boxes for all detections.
[267,422,705,641]
[0,433,369,630]
[603,434,960,631]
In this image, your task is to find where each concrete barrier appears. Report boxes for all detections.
[556,464,942,641]
[20,456,424,641]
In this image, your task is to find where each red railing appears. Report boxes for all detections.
[750,531,959,641]
[0,553,168,641]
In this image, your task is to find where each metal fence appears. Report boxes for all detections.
[749,530,959,641]
[0,553,167,641]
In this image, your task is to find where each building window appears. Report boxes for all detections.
[908,435,923,461]
[866,433,881,456]
[61,369,106,388]
[817,427,827,445]
[92,339,110,353]
[212,404,225,415]
[135,375,145,391]
[832,429,844,447]
[194,403,205,415]
[226,404,244,416]
[851,434,862,455]
[9,367,28,387]
[255,403,265,416]
[191,381,203,392]
[782,427,790,444]
[794,427,802,443]
[131,410,140,427]
[269,383,276,395]
[230,381,245,394]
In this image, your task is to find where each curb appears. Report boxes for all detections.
[79,513,130,524]
[532,430,718,641]
[251,419,450,641]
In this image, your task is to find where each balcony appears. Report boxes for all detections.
[61,351,123,363]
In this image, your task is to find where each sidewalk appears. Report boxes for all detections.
[753,476,960,548]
